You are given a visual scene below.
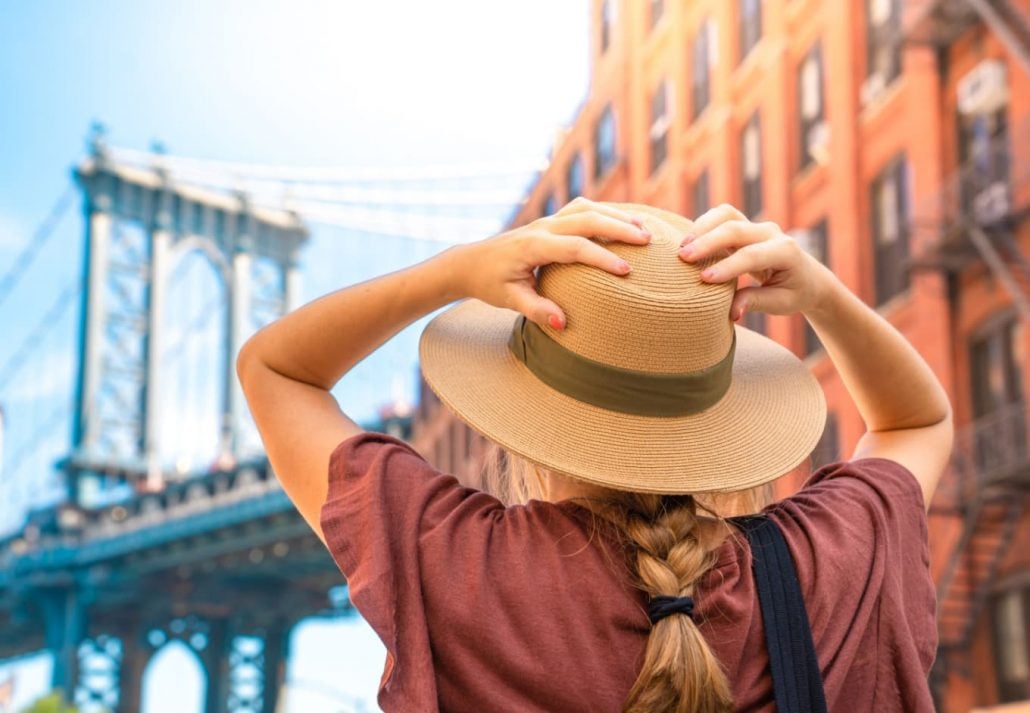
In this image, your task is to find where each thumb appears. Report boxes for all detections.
[508,285,566,330]
[730,286,793,322]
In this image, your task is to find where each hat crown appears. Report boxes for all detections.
[536,206,734,374]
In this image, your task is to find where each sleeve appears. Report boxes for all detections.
[318,431,507,712]
[767,458,938,701]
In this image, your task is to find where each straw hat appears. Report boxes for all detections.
[419,202,826,493]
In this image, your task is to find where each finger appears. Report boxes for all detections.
[730,285,795,321]
[556,196,649,229]
[507,283,566,330]
[699,236,797,283]
[678,220,774,262]
[533,235,632,276]
[549,210,651,244]
[688,203,748,241]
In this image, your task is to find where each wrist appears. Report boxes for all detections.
[426,243,473,304]
[803,263,848,322]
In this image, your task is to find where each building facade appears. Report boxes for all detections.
[413,0,1030,709]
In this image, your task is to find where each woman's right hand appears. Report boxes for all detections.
[678,204,839,322]
[452,197,652,330]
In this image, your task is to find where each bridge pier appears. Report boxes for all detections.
[40,587,87,702]
[117,630,147,713]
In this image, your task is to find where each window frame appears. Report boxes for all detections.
[741,110,763,219]
[865,0,902,86]
[798,41,826,173]
[692,169,711,217]
[649,0,664,33]
[567,154,585,201]
[601,0,615,55]
[801,219,830,355]
[594,104,617,181]
[992,584,1030,703]
[691,18,712,121]
[649,80,670,176]
[870,154,911,306]
[739,0,763,65]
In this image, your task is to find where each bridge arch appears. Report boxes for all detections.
[141,640,204,713]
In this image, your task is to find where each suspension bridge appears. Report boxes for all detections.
[0,125,546,712]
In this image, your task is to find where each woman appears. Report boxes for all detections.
[237,199,952,712]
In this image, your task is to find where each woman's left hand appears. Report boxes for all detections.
[450,197,652,330]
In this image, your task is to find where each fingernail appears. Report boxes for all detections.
[631,216,644,227]
[548,314,563,330]
[681,234,696,247]
[701,268,716,280]
[640,228,652,240]
[680,244,695,258]
[618,259,631,273]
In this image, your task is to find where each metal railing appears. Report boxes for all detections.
[943,400,1030,506]
[910,129,1030,264]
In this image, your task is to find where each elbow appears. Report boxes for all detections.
[235,335,263,394]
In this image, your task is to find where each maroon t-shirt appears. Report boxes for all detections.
[319,432,937,712]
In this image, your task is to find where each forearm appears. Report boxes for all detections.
[238,246,465,391]
[803,265,952,432]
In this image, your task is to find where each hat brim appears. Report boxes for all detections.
[419,299,827,494]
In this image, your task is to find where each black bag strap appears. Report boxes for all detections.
[731,514,828,713]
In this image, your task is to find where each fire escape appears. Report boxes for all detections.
[906,0,1030,700]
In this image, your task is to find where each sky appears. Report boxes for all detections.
[0,1,590,710]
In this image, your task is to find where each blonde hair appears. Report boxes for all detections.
[481,443,772,713]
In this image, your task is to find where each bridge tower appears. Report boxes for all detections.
[38,127,311,713]
[67,126,307,502]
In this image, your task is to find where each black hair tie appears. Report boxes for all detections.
[647,595,695,625]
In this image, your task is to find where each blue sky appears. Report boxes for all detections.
[0,1,589,710]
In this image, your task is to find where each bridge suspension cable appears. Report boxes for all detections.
[0,186,75,310]
[106,146,548,184]
[0,278,80,396]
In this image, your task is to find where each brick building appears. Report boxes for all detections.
[413,0,1030,709]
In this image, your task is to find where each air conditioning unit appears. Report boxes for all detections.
[957,60,1008,116]
[806,121,830,166]
[972,181,1010,224]
[860,71,886,107]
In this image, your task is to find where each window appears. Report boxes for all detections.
[691,19,713,120]
[542,192,557,217]
[810,412,840,469]
[743,309,766,335]
[994,587,1030,702]
[692,169,711,217]
[969,314,1025,480]
[601,0,615,54]
[650,80,670,175]
[567,154,584,201]
[870,155,910,305]
[799,219,829,355]
[739,0,763,64]
[798,42,826,172]
[865,0,901,88]
[741,111,762,218]
[649,0,664,32]
[594,104,616,180]
[959,108,1010,225]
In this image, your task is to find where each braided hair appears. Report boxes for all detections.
[482,445,742,712]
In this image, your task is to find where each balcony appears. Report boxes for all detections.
[906,0,1030,68]
[905,0,980,47]
[950,401,1030,499]
[910,130,1029,272]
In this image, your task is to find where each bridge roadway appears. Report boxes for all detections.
[0,457,352,713]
